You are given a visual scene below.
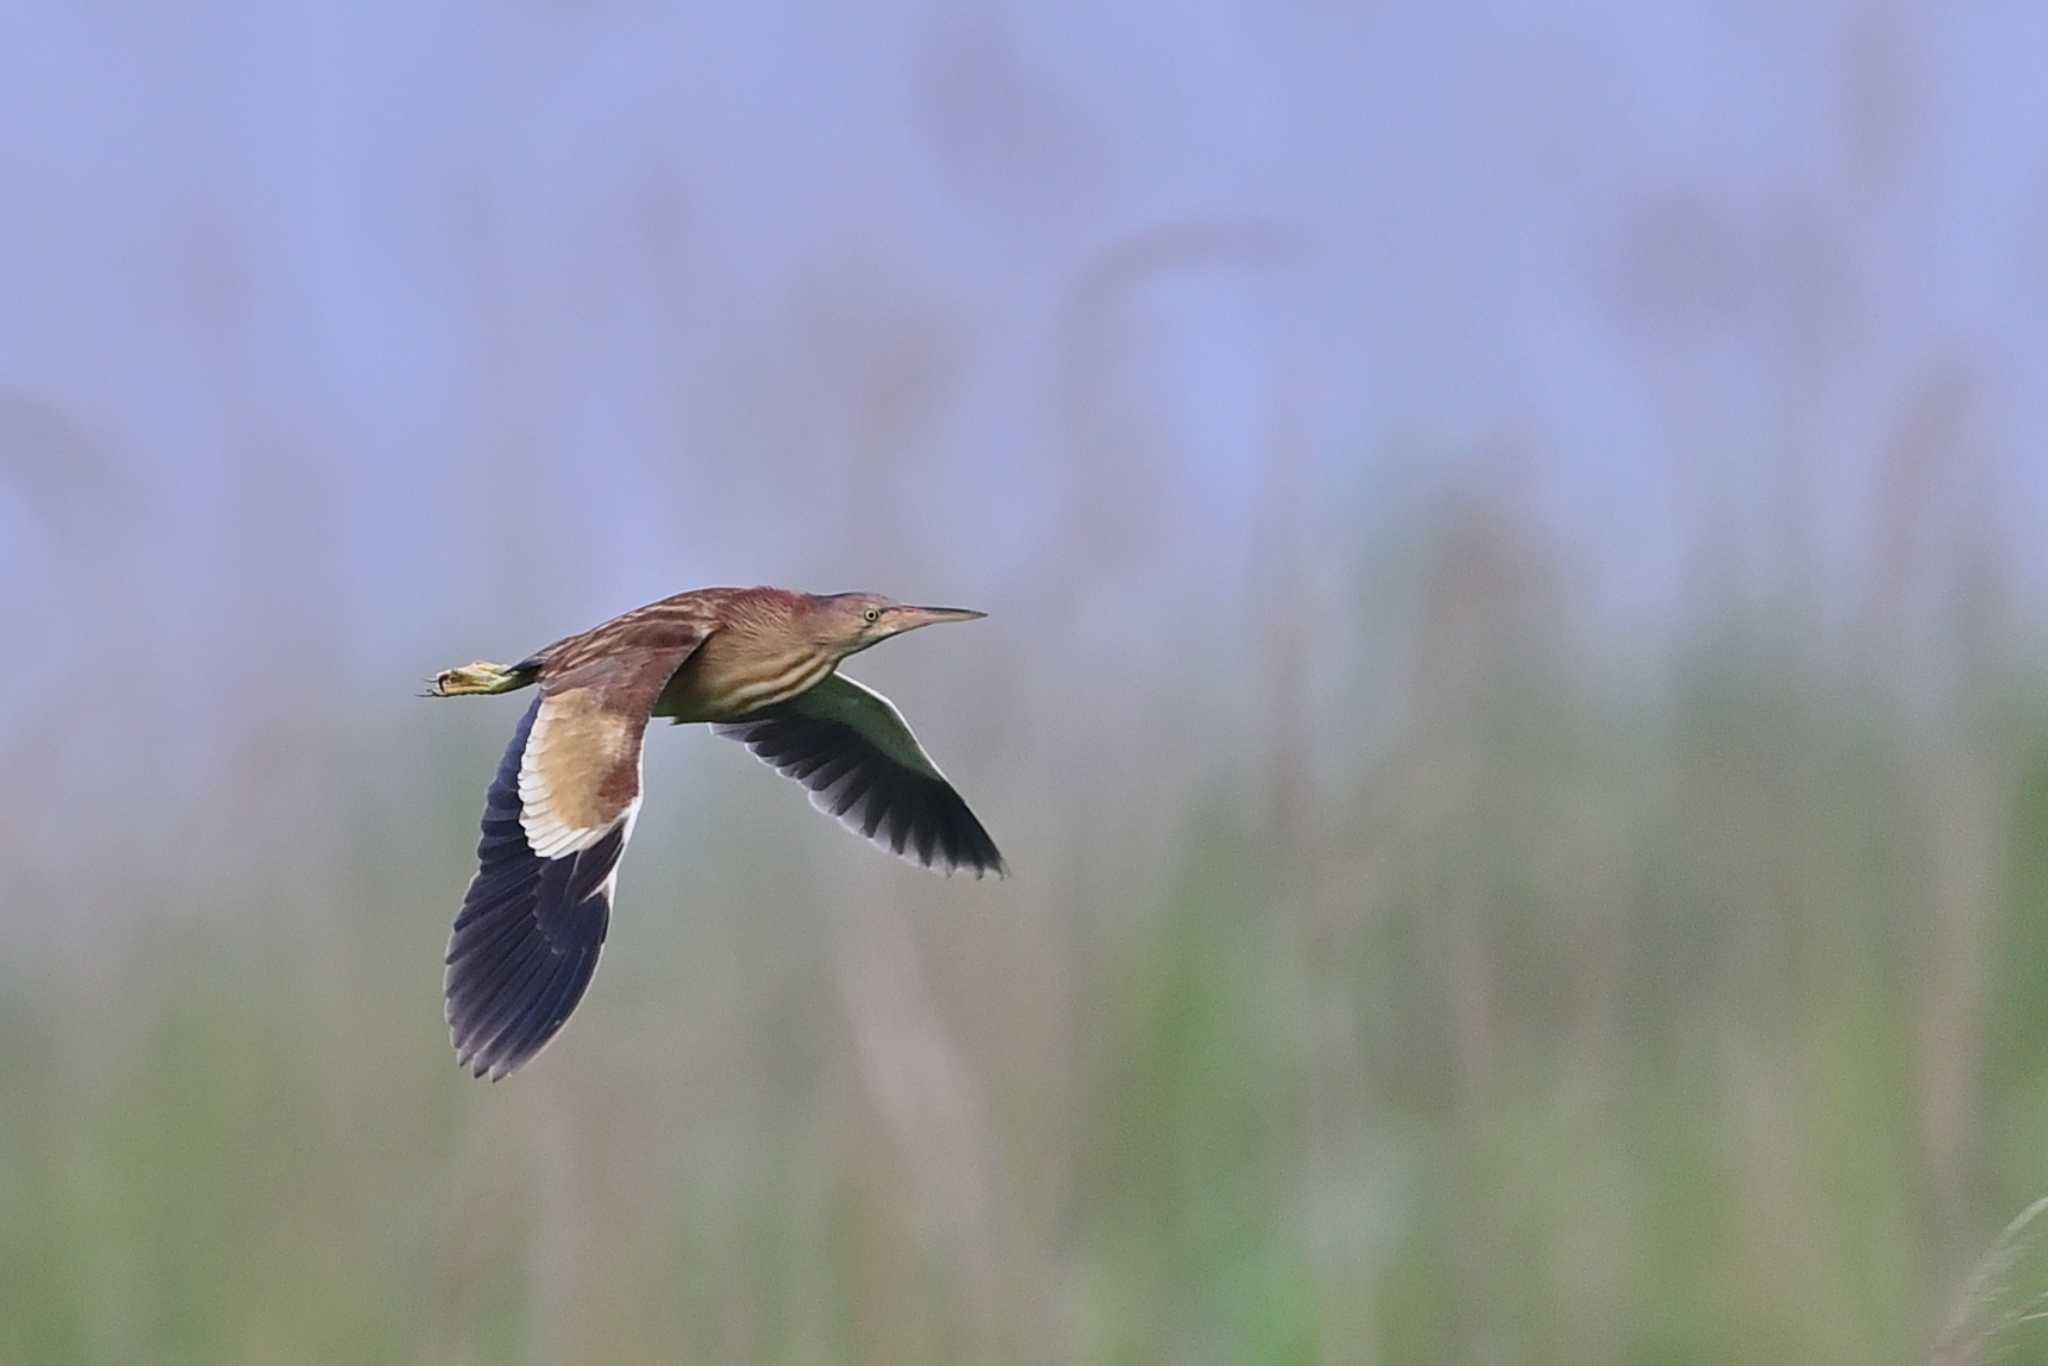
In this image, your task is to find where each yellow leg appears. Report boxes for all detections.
[425,660,532,698]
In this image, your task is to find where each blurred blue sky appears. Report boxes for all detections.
[4,0,2047,704]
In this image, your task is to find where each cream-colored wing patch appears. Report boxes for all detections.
[518,687,644,858]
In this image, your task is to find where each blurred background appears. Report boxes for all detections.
[6,2,2048,1363]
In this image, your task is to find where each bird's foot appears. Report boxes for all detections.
[425,660,527,698]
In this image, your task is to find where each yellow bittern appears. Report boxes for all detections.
[427,586,1003,1080]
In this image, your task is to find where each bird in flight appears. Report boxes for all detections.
[426,586,1004,1081]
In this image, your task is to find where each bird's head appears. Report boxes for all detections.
[809,592,987,659]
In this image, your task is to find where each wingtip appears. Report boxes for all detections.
[919,847,1007,880]
[453,1041,520,1083]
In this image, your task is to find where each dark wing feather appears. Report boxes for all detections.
[713,672,1005,879]
[444,634,703,1081]
[444,697,625,1079]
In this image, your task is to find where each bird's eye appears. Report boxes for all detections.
[863,607,881,624]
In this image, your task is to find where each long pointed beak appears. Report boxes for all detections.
[888,604,987,633]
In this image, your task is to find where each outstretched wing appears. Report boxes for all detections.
[712,672,1005,879]
[445,643,701,1081]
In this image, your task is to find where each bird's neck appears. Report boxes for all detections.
[712,636,839,717]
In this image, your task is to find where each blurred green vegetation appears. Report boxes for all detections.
[7,565,2048,1366]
